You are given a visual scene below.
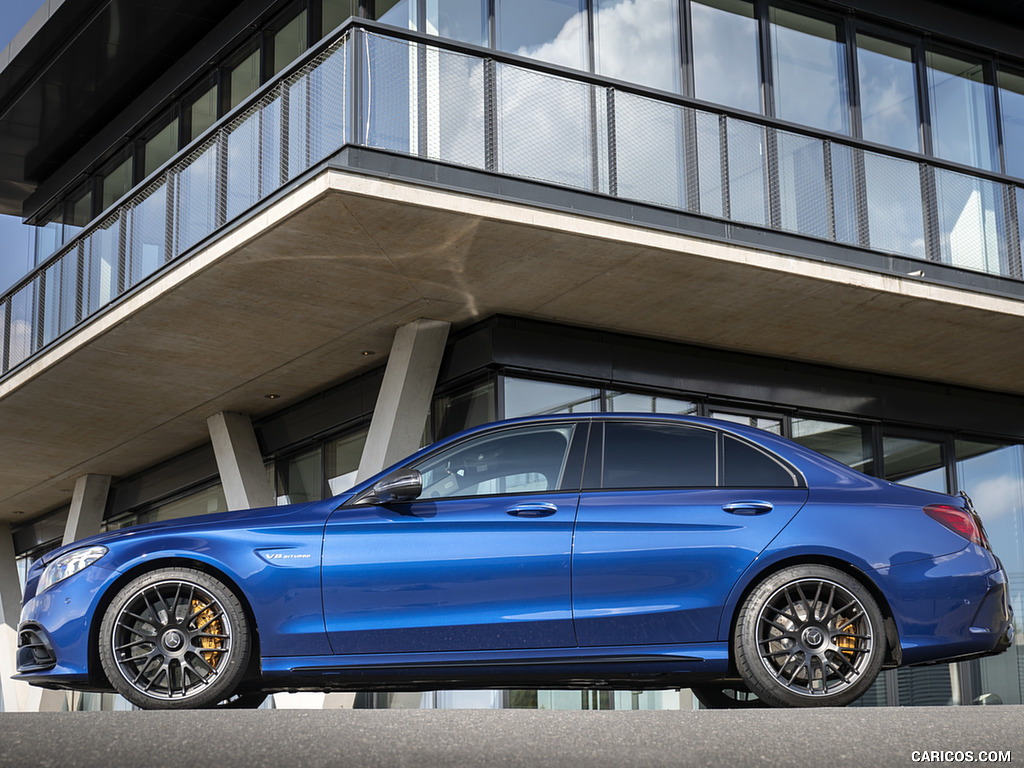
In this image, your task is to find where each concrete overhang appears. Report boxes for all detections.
[3,164,1024,523]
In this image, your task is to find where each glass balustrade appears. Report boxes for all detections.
[3,21,1024,379]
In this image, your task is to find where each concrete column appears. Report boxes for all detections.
[356,319,451,482]
[0,523,23,712]
[64,474,112,546]
[208,411,275,511]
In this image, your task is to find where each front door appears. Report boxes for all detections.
[322,421,585,655]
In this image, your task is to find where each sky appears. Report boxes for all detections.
[0,0,47,294]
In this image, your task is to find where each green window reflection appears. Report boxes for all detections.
[270,9,308,77]
[769,7,849,134]
[322,0,358,36]
[998,69,1024,179]
[856,34,920,152]
[65,184,93,239]
[185,81,218,143]
[927,50,997,171]
[594,0,681,93]
[496,0,588,71]
[100,154,133,214]
[142,116,180,179]
[691,0,761,113]
[227,46,261,111]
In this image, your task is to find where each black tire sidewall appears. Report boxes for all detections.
[98,567,251,709]
[734,564,886,708]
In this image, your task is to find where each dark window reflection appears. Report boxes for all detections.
[602,422,716,488]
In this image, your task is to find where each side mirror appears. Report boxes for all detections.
[354,469,422,505]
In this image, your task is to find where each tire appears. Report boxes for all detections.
[691,683,766,709]
[99,567,252,709]
[734,564,886,708]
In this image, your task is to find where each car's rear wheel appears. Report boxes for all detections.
[734,564,885,707]
[99,567,251,709]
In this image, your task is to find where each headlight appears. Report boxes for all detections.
[38,546,108,593]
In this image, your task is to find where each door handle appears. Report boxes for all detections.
[722,500,774,515]
[506,502,558,518]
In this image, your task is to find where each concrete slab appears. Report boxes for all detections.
[2,167,1024,521]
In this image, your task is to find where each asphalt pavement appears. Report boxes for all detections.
[1,706,1021,768]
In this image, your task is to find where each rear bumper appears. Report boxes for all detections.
[877,545,1014,666]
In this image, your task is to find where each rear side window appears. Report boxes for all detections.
[723,435,799,487]
[602,422,717,489]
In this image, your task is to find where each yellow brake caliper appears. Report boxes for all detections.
[836,618,857,660]
[192,599,223,668]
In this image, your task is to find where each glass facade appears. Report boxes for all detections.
[691,0,761,113]
[856,34,920,151]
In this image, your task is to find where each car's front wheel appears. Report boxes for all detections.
[99,567,251,709]
[734,564,886,707]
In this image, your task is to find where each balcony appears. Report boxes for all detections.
[3,19,1024,381]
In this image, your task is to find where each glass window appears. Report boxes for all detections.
[998,69,1024,179]
[0,213,33,292]
[856,34,920,152]
[504,378,601,418]
[927,50,997,171]
[594,0,681,93]
[227,46,261,111]
[142,115,180,178]
[602,422,717,488]
[185,80,219,143]
[270,8,308,77]
[956,440,1024,705]
[413,423,575,498]
[424,0,487,47]
[435,380,497,438]
[791,417,872,474]
[33,205,64,264]
[99,154,133,214]
[882,435,947,492]
[723,435,797,487]
[606,390,697,414]
[323,0,358,35]
[710,411,782,435]
[376,0,416,28]
[769,7,850,134]
[134,484,229,526]
[691,0,761,113]
[276,447,324,504]
[496,0,588,71]
[65,184,93,238]
[326,428,368,495]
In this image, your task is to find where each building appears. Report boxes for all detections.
[0,0,1022,711]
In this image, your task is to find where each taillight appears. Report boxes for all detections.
[923,504,990,549]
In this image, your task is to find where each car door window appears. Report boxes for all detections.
[601,422,717,489]
[723,435,800,487]
[414,424,576,499]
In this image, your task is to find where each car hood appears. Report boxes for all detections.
[39,500,321,565]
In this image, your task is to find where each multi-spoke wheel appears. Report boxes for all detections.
[99,568,251,709]
[734,565,886,707]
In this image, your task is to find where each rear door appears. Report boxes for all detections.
[571,420,807,647]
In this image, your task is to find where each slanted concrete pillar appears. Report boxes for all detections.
[0,523,23,712]
[64,475,111,546]
[208,411,275,511]
[356,319,451,482]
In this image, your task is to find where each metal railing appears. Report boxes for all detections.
[3,20,1024,380]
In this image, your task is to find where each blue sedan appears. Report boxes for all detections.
[15,414,1013,708]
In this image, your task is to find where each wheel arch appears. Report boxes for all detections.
[87,557,262,690]
[723,554,902,671]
